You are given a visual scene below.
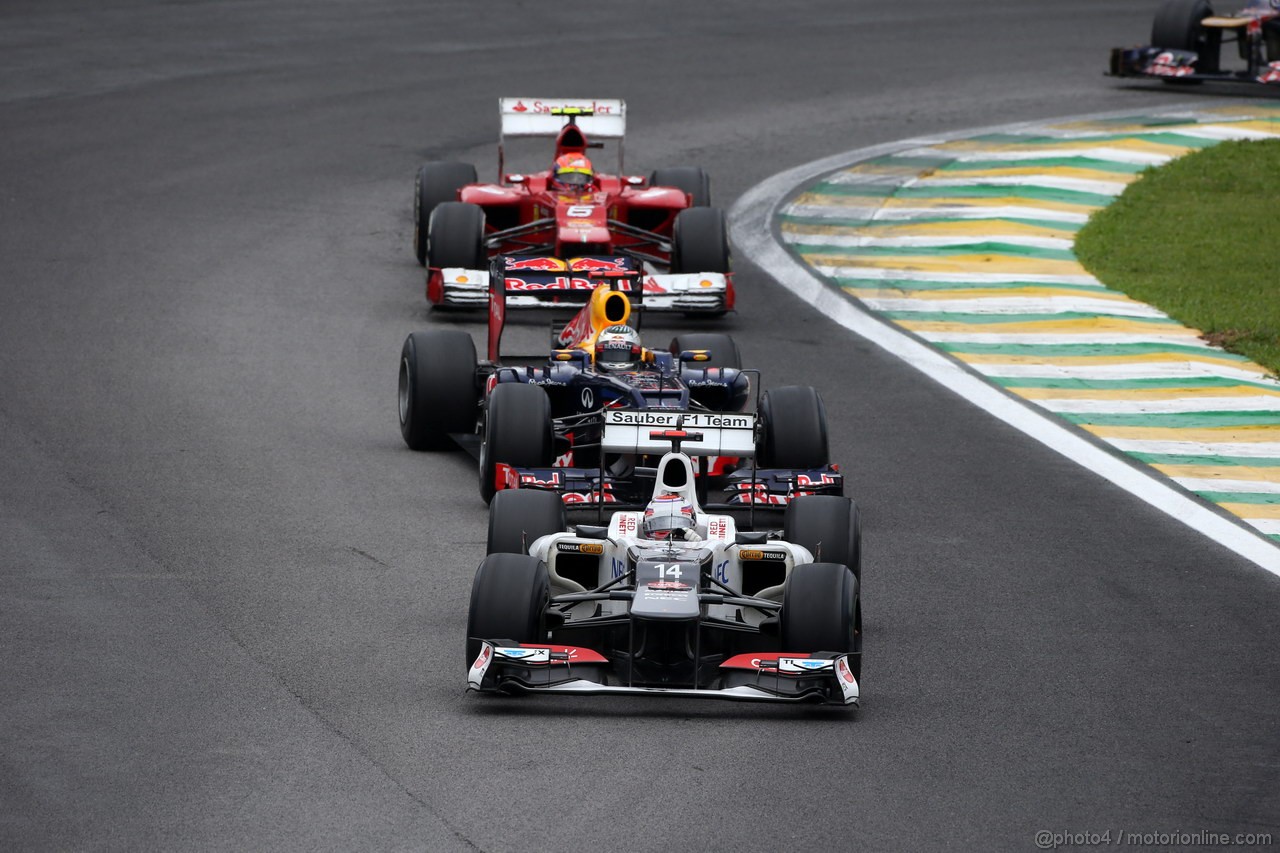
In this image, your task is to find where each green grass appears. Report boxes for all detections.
[1074,139,1280,378]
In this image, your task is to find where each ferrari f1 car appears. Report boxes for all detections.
[397,276,842,505]
[466,434,862,707]
[413,98,733,314]
[1109,0,1280,84]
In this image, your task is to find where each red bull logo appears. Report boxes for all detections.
[504,256,568,272]
[506,276,595,291]
[569,257,632,272]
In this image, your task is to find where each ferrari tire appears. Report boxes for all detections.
[668,333,741,370]
[650,167,711,207]
[414,161,477,265]
[479,383,554,504]
[466,553,550,668]
[780,561,860,680]
[670,207,730,274]
[784,495,861,581]
[757,385,829,470]
[428,201,486,270]
[487,489,566,556]
[1152,0,1219,74]
[398,329,477,451]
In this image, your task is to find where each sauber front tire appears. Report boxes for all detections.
[466,553,550,668]
[781,561,861,680]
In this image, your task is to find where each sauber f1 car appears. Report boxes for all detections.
[397,276,842,505]
[466,434,862,707]
[413,98,733,314]
[1109,0,1280,84]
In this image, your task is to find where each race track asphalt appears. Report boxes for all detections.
[2,1,1278,850]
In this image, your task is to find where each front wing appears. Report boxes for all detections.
[1108,46,1280,84]
[468,642,860,706]
[427,267,733,313]
[494,463,844,507]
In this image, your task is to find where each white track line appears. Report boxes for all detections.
[728,112,1280,576]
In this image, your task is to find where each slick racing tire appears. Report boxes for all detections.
[668,333,741,370]
[428,201,486,271]
[479,383,554,504]
[757,385,829,470]
[414,161,477,265]
[785,495,862,581]
[780,561,861,680]
[670,207,730,274]
[1151,0,1219,75]
[649,167,711,207]
[398,329,477,451]
[466,553,550,668]
[487,489,566,556]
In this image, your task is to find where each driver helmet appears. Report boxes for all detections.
[552,153,594,191]
[595,324,642,373]
[642,493,698,541]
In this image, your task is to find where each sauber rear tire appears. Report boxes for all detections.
[466,553,550,668]
[757,385,830,470]
[670,207,730,274]
[479,383,554,504]
[785,495,862,581]
[428,201,486,270]
[668,333,742,370]
[650,167,711,207]
[1152,0,1219,75]
[398,329,477,451]
[414,161,477,265]
[487,489,566,556]
[781,561,861,680]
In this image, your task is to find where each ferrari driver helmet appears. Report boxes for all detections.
[552,153,594,190]
[595,325,642,373]
[642,493,698,541]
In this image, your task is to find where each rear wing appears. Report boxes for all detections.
[499,98,626,139]
[499,98,626,176]
[602,411,757,458]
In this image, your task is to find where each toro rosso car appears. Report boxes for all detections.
[1109,0,1280,84]
[413,98,732,314]
[466,436,862,707]
[397,277,842,505]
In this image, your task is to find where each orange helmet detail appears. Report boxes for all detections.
[553,153,594,189]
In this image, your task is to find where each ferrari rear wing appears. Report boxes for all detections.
[499,98,626,140]
[499,98,626,176]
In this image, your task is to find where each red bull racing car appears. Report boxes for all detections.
[1109,0,1280,84]
[413,98,733,314]
[397,277,841,506]
[466,435,862,707]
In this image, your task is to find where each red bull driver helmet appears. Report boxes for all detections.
[552,153,594,191]
[594,325,642,373]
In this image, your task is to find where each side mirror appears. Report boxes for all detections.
[679,349,712,363]
[504,173,528,185]
[574,524,610,540]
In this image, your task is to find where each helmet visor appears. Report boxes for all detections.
[555,170,592,188]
